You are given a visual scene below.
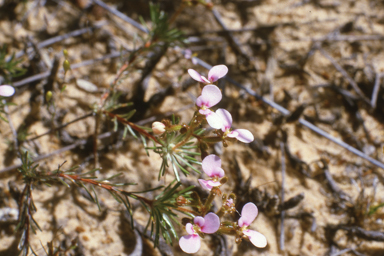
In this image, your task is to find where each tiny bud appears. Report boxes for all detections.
[220,176,228,185]
[63,49,69,58]
[45,91,53,102]
[181,218,191,226]
[152,121,166,135]
[228,193,236,201]
[180,124,188,134]
[63,59,71,75]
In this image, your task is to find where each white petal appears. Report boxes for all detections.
[244,229,267,248]
[179,234,201,254]
[208,65,228,82]
[188,69,204,82]
[0,85,15,97]
[206,112,223,129]
[215,108,232,131]
[238,203,258,227]
[233,129,254,143]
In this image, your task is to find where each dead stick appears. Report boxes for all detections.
[371,73,383,109]
[13,51,128,88]
[211,8,250,62]
[92,0,148,33]
[316,46,371,105]
[13,23,107,60]
[25,112,93,142]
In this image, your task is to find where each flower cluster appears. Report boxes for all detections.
[177,65,266,254]
[190,65,254,143]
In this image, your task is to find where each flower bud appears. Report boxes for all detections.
[63,59,71,75]
[63,49,68,58]
[152,121,166,135]
[45,91,53,102]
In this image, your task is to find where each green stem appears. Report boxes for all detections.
[202,187,220,215]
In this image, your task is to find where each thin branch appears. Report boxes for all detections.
[13,51,129,88]
[13,22,107,60]
[316,45,371,105]
[92,0,148,33]
[370,72,384,109]
[211,8,250,63]
[25,112,93,142]
[0,131,112,174]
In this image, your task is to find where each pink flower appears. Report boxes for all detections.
[188,65,228,84]
[196,85,222,129]
[0,85,15,97]
[184,49,198,65]
[238,203,267,248]
[212,108,254,143]
[179,213,220,254]
[198,154,224,191]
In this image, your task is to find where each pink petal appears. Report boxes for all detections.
[186,223,195,235]
[201,212,220,234]
[184,49,192,59]
[179,234,201,254]
[196,85,222,108]
[199,109,212,115]
[243,229,267,248]
[198,179,221,191]
[0,85,15,97]
[208,65,228,82]
[238,202,258,227]
[202,155,224,178]
[233,129,254,143]
[194,216,205,228]
[216,109,232,131]
[206,112,223,129]
[227,130,239,138]
[188,69,204,82]
[201,76,210,84]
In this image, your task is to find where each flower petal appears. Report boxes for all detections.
[208,65,228,82]
[188,69,204,82]
[198,179,221,191]
[196,85,222,108]
[202,155,222,177]
[0,85,15,97]
[227,130,239,138]
[179,234,201,254]
[199,109,211,115]
[198,179,213,191]
[206,112,223,129]
[194,216,205,228]
[238,202,258,227]
[201,212,220,234]
[243,229,267,248]
[216,108,232,131]
[186,223,195,235]
[233,129,254,143]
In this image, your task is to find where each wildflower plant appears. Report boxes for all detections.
[4,3,266,255]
